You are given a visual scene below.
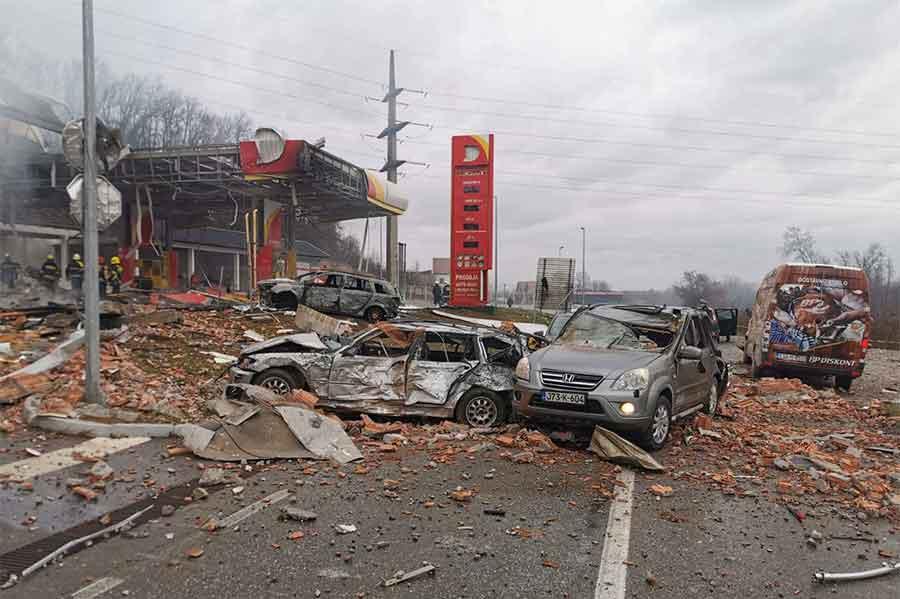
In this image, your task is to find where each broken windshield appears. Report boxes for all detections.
[555,313,641,349]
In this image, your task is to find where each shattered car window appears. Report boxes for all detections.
[311,273,342,287]
[546,311,574,340]
[343,276,371,291]
[481,335,523,367]
[373,281,396,295]
[556,313,640,349]
[420,332,477,362]
[352,332,410,358]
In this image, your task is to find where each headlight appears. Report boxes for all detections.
[515,357,531,381]
[238,357,254,369]
[611,368,649,391]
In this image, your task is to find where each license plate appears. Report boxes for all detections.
[543,391,586,405]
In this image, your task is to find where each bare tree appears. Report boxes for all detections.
[780,226,827,263]
[673,271,726,306]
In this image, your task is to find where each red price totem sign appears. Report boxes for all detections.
[450,134,494,306]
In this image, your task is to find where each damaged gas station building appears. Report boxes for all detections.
[0,78,407,292]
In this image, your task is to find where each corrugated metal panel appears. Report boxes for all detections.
[535,258,575,311]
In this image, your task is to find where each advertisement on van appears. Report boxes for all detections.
[764,276,870,368]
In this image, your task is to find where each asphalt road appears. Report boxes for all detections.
[0,343,897,598]
[1,433,897,599]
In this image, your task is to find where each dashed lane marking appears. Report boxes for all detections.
[70,576,124,599]
[0,437,150,480]
[593,468,635,599]
[215,489,292,529]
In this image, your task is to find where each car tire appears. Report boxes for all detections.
[365,306,387,323]
[637,396,671,451]
[835,375,853,391]
[254,368,299,396]
[703,382,719,415]
[456,389,507,428]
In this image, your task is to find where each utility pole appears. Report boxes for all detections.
[375,50,427,287]
[580,226,586,307]
[385,51,399,287]
[81,0,103,404]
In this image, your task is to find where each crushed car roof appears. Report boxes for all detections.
[588,305,688,330]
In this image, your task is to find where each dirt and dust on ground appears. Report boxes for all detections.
[1,295,898,516]
[0,294,898,594]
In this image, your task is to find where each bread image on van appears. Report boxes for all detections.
[743,263,871,390]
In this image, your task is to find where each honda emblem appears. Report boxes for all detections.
[563,373,576,383]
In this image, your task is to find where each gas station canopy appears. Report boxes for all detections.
[108,132,408,223]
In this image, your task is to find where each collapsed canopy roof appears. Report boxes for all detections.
[108,132,408,223]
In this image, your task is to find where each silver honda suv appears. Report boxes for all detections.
[514,305,728,449]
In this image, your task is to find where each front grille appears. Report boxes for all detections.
[539,369,603,392]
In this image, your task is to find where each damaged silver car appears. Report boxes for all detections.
[230,322,524,427]
[514,305,729,450]
[257,270,401,322]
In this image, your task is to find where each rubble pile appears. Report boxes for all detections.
[346,416,620,497]
[0,306,296,432]
[669,374,900,520]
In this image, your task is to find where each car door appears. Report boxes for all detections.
[405,332,478,406]
[674,317,707,410]
[304,273,342,313]
[715,308,738,338]
[340,276,375,316]
[327,330,409,403]
[696,315,722,391]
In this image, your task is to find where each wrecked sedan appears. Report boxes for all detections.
[257,270,401,322]
[231,322,525,427]
[514,305,728,449]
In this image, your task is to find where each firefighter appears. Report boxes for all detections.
[432,281,442,306]
[40,253,61,290]
[108,255,124,294]
[98,256,108,298]
[1,253,19,289]
[66,253,85,293]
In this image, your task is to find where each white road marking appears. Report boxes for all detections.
[0,437,150,480]
[70,576,123,599]
[594,468,636,599]
[214,489,292,529]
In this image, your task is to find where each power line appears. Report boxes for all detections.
[53,0,896,145]
[11,14,382,121]
[87,2,383,87]
[418,91,900,139]
[34,2,900,154]
[404,129,900,166]
[400,139,900,181]
[409,172,900,212]
[415,106,900,150]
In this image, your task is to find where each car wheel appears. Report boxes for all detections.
[365,306,386,323]
[456,389,507,428]
[703,383,719,415]
[637,396,671,451]
[254,368,298,395]
[835,375,853,391]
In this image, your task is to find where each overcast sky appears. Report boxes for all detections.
[6,0,900,290]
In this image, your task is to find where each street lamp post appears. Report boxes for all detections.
[82,0,103,404]
[580,227,586,307]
